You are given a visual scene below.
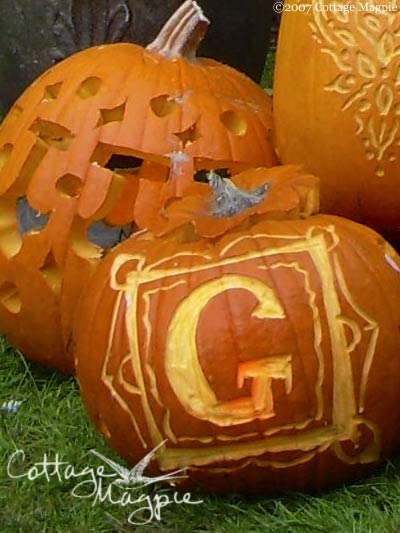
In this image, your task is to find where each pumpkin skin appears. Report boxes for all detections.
[75,198,400,493]
[0,1,277,372]
[273,0,400,247]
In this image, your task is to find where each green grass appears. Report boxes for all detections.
[1,337,400,533]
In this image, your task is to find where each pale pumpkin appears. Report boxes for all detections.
[274,0,400,248]
[75,168,400,493]
[0,0,277,372]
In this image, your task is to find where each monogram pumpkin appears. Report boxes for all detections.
[75,168,400,493]
[273,0,400,247]
[0,0,277,372]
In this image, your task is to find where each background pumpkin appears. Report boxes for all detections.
[0,0,277,373]
[273,0,400,248]
[75,167,400,494]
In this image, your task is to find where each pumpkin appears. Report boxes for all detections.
[74,166,400,494]
[0,0,275,116]
[273,0,400,248]
[0,0,277,373]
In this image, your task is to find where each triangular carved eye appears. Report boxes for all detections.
[173,122,201,149]
[42,82,63,102]
[97,102,126,127]
[16,197,49,235]
[87,220,133,249]
[29,119,74,150]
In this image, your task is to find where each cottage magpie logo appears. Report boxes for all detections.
[7,440,203,526]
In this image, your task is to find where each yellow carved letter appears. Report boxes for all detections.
[165,274,292,426]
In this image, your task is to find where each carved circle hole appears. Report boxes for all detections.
[56,174,83,198]
[150,95,178,117]
[78,77,102,99]
[220,110,248,136]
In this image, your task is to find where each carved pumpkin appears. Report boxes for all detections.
[273,0,400,248]
[0,1,277,373]
[75,167,400,494]
[0,0,274,115]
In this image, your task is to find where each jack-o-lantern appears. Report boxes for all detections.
[75,167,400,493]
[0,0,277,372]
[273,0,400,248]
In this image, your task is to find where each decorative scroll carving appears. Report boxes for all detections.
[309,1,400,177]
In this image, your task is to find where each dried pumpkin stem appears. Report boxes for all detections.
[146,0,209,61]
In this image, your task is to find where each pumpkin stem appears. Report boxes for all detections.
[207,170,269,218]
[146,0,209,61]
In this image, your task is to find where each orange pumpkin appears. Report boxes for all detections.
[0,0,277,372]
[273,0,400,247]
[75,167,400,494]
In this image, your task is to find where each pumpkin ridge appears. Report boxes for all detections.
[168,54,189,186]
[198,61,234,165]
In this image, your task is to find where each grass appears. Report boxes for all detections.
[1,337,400,533]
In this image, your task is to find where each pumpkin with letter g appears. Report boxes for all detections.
[75,167,400,493]
[0,0,276,373]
